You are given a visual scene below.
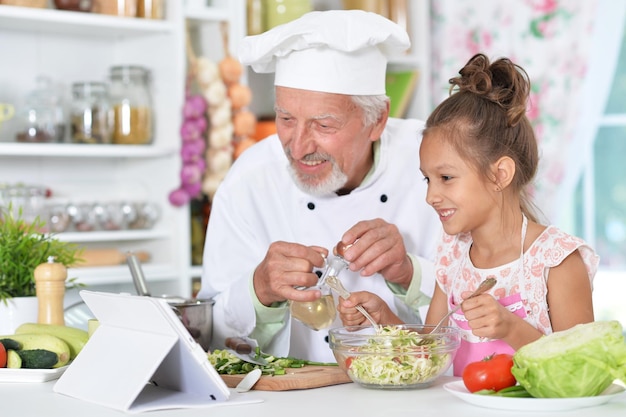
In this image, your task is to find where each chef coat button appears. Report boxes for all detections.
[307,202,315,210]
[315,270,322,278]
[324,335,329,343]
[380,194,388,203]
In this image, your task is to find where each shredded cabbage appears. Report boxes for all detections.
[347,326,452,387]
[511,320,626,398]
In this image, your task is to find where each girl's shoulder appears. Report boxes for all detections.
[529,225,599,270]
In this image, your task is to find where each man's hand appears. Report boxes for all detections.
[338,218,413,289]
[253,241,328,306]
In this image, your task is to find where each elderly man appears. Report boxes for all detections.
[198,10,441,362]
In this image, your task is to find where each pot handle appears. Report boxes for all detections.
[126,252,151,296]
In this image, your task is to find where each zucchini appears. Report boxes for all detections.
[15,323,89,360]
[0,338,22,351]
[0,333,70,367]
[7,350,22,369]
[16,349,59,369]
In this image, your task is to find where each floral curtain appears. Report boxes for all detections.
[429,0,597,223]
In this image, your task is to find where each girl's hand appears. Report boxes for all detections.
[462,293,545,349]
[337,291,402,326]
[461,294,512,340]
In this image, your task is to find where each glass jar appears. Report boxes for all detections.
[70,82,112,144]
[53,0,93,12]
[109,66,154,145]
[0,184,48,226]
[91,0,136,16]
[137,0,164,19]
[15,76,65,143]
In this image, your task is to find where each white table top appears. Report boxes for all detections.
[2,376,625,417]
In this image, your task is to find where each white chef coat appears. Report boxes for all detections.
[198,117,442,362]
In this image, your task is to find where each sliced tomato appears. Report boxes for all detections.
[345,357,354,369]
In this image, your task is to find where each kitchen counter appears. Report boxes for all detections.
[2,376,625,417]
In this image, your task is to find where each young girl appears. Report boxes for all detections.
[337,53,599,376]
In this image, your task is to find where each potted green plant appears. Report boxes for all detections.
[0,205,83,304]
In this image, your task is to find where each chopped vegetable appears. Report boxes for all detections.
[511,320,626,398]
[207,348,337,375]
[346,326,451,386]
[474,385,532,397]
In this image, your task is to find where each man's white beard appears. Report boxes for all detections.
[287,156,348,196]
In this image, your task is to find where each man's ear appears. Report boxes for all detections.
[492,156,516,191]
[369,101,390,142]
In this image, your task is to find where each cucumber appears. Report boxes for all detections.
[0,333,70,368]
[0,338,22,351]
[15,323,88,360]
[16,349,59,369]
[7,350,22,369]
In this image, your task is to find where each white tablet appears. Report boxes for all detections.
[54,290,231,413]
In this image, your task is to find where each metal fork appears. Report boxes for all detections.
[325,275,381,331]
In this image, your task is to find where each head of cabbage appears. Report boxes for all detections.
[511,321,626,398]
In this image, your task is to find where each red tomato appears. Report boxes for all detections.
[0,342,6,368]
[345,357,354,369]
[462,353,517,393]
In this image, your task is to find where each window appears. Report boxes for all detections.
[568,0,626,329]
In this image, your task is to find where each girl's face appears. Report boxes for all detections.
[274,86,385,196]
[419,131,499,235]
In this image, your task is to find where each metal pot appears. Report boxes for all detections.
[160,296,213,351]
[127,253,213,351]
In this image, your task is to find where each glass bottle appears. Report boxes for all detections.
[108,65,154,145]
[289,256,349,330]
[70,82,112,144]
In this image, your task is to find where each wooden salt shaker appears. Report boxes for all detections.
[34,256,67,325]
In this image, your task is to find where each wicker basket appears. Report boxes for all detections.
[0,0,48,7]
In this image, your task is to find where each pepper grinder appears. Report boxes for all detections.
[34,256,67,325]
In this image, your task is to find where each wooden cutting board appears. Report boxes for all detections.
[220,365,352,391]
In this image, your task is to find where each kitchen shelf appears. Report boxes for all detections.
[0,2,190,297]
[185,7,231,23]
[0,143,177,158]
[68,263,178,286]
[0,5,174,37]
[56,229,171,243]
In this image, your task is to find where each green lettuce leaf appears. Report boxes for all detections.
[511,321,626,398]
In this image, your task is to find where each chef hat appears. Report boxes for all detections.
[238,10,410,95]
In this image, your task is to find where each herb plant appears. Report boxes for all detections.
[0,206,83,303]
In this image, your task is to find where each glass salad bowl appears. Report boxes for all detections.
[328,324,460,389]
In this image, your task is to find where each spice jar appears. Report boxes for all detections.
[70,82,112,144]
[15,76,65,143]
[109,65,154,145]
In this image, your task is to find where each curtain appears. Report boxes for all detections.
[429,0,597,223]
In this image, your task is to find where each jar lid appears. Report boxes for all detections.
[109,65,151,82]
[72,82,109,94]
